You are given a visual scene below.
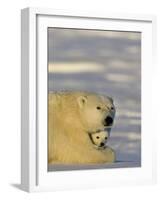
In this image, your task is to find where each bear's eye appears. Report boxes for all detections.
[111,106,114,110]
[96,106,101,110]
[96,136,100,139]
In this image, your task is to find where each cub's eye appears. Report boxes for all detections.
[96,136,100,139]
[96,106,101,110]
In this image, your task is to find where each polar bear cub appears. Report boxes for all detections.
[90,129,111,149]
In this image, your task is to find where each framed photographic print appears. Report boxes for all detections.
[21,7,156,192]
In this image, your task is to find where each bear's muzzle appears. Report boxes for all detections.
[104,116,113,126]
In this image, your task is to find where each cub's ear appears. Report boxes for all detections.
[77,96,87,108]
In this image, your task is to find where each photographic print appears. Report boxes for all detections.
[21,9,155,191]
[21,8,156,191]
[47,28,141,171]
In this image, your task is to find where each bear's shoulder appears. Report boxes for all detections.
[49,90,99,98]
[48,91,81,107]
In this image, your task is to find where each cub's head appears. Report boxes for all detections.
[90,129,110,149]
[77,93,116,132]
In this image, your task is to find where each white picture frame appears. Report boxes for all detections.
[21,7,156,192]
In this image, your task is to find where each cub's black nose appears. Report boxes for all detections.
[105,116,113,126]
[100,142,105,147]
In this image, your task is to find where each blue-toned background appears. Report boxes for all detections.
[48,28,141,167]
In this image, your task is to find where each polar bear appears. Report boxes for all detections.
[48,91,116,164]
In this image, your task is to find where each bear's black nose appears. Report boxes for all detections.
[105,116,113,126]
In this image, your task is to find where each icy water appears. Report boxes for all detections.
[48,28,141,168]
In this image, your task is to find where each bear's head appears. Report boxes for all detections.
[77,93,116,132]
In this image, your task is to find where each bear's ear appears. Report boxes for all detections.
[107,96,113,103]
[77,96,87,108]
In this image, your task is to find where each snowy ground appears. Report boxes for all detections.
[48,28,141,169]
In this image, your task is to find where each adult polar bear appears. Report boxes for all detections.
[48,91,116,164]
